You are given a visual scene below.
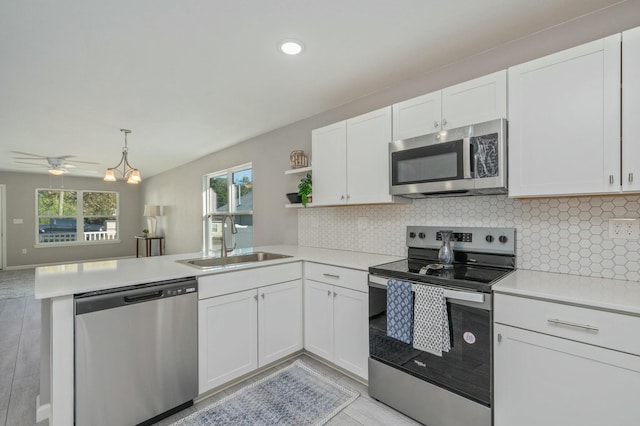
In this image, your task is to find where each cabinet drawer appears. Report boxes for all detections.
[304,262,367,292]
[494,293,640,355]
[198,262,302,299]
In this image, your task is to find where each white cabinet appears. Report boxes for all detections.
[312,107,405,206]
[311,121,347,206]
[258,280,303,366]
[622,26,640,192]
[332,285,368,378]
[494,293,640,426]
[392,70,507,140]
[303,263,369,379]
[508,35,621,197]
[198,263,303,394]
[198,289,258,392]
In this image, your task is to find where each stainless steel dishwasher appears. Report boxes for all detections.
[75,277,198,426]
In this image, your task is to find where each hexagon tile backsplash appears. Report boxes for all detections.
[298,195,640,282]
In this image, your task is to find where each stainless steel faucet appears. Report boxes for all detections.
[209,214,237,257]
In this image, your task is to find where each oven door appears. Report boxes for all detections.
[368,275,492,406]
[389,135,474,196]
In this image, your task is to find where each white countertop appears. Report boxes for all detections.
[34,245,402,299]
[493,269,640,316]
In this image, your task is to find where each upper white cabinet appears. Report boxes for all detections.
[508,35,621,197]
[312,107,405,206]
[311,121,347,206]
[392,70,507,140]
[623,26,640,192]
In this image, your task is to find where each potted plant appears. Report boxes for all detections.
[142,228,149,237]
[298,173,312,207]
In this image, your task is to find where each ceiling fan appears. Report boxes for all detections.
[12,151,99,175]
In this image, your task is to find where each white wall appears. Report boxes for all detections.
[142,1,640,257]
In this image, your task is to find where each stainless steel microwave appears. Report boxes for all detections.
[389,118,507,198]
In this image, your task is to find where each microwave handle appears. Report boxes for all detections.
[463,137,473,179]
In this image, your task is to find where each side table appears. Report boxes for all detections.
[135,236,165,257]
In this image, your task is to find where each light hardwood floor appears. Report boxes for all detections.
[0,269,420,426]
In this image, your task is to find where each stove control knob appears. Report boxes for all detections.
[418,232,426,239]
[485,235,494,243]
[409,232,416,238]
[499,235,508,244]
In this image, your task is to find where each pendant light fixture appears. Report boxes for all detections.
[104,129,142,184]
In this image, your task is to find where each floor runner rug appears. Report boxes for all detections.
[172,359,359,426]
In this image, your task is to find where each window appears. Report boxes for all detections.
[37,189,118,245]
[204,163,253,252]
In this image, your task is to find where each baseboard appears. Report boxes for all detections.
[36,394,50,423]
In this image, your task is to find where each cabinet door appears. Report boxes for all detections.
[333,286,369,380]
[392,91,442,140]
[441,70,507,129]
[508,35,621,197]
[198,289,258,393]
[494,323,640,426]
[623,26,640,192]
[346,107,394,204]
[312,121,347,205]
[304,280,334,361]
[258,280,303,367]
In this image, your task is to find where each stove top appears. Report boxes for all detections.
[369,226,516,293]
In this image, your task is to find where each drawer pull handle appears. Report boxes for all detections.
[323,273,340,279]
[547,318,599,332]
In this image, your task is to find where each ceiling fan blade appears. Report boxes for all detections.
[65,159,99,165]
[12,157,48,161]
[10,151,48,158]
[15,161,46,167]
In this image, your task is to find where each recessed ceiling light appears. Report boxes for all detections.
[279,39,304,55]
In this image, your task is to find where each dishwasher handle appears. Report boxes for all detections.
[75,277,197,315]
[124,290,163,304]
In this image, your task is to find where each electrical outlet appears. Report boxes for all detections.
[609,218,640,239]
[22,249,27,254]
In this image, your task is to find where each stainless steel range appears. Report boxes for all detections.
[368,226,516,426]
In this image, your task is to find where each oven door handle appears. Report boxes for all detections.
[368,275,485,304]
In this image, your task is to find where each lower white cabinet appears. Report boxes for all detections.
[494,294,640,426]
[198,289,258,392]
[258,280,303,366]
[198,276,302,394]
[303,264,369,380]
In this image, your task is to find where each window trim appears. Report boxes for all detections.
[203,162,253,252]
[35,188,120,247]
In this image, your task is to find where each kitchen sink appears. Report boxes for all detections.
[178,252,293,269]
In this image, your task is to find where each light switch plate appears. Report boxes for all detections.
[609,218,640,239]
[13,218,23,224]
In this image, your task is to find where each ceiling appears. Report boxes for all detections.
[0,0,624,179]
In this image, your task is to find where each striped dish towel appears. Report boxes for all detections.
[386,279,413,344]
[413,284,451,357]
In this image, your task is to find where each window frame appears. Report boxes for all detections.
[35,188,120,248]
[203,162,253,252]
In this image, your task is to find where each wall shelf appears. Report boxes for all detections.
[284,166,312,175]
[285,203,313,209]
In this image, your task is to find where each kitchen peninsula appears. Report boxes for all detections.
[35,245,401,426]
